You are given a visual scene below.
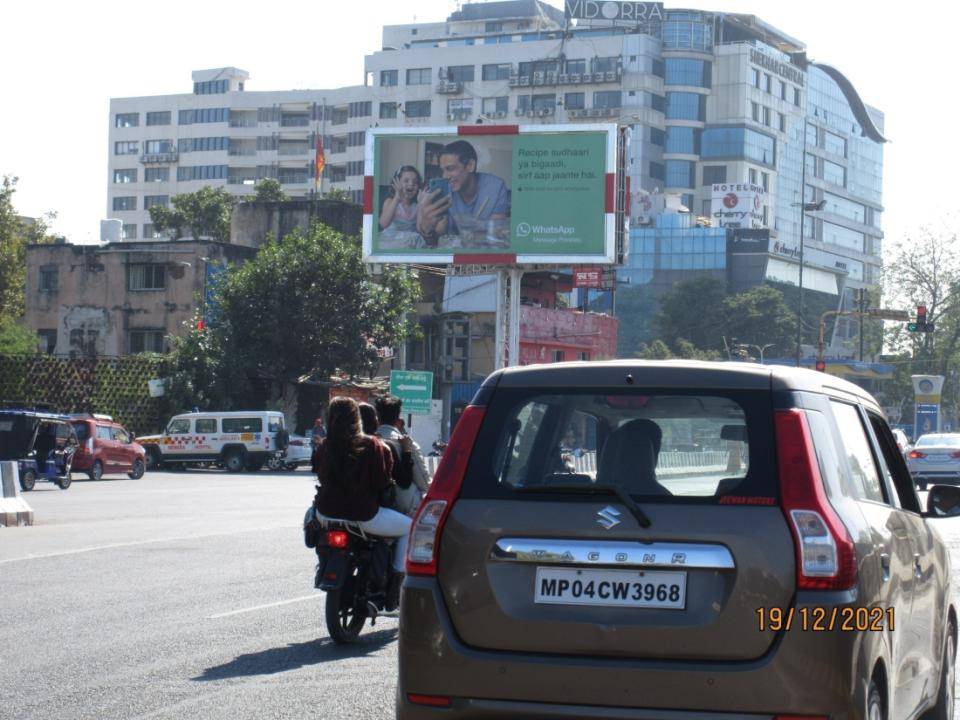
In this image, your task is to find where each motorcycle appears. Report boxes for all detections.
[304,508,398,643]
[428,439,447,457]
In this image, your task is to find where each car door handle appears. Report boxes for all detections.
[880,553,891,583]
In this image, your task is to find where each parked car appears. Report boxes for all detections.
[267,433,312,471]
[397,360,958,720]
[70,414,146,481]
[0,407,78,490]
[141,410,289,472]
[906,433,960,490]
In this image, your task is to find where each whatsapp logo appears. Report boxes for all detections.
[516,222,531,238]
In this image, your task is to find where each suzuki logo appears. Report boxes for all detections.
[596,506,622,530]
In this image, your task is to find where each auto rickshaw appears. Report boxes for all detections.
[0,407,79,490]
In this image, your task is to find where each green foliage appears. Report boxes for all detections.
[149,186,237,242]
[654,277,729,352]
[0,318,38,354]
[159,317,239,418]
[634,338,720,361]
[0,175,56,319]
[721,285,797,355]
[323,187,352,203]
[251,178,288,203]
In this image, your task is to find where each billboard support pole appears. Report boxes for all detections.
[494,267,524,369]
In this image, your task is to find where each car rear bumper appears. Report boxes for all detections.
[397,577,875,720]
[910,471,960,483]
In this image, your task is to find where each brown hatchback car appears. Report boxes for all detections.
[397,361,959,720]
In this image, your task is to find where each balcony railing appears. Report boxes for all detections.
[228,148,257,156]
[280,117,310,127]
[278,146,310,156]
[229,118,258,128]
[140,152,178,164]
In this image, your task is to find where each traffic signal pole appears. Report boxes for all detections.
[817,308,911,371]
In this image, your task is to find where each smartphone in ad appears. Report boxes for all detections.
[428,177,451,198]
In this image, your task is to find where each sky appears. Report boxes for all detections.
[3,0,957,248]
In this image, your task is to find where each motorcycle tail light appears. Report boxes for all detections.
[326,530,349,548]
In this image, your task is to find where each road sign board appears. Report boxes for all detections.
[390,370,433,416]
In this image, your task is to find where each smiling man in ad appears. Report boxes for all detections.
[365,125,617,264]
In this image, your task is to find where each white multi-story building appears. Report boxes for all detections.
[107,0,884,342]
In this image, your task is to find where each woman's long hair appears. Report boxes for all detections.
[358,402,379,435]
[319,396,368,484]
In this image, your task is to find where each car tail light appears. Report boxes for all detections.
[290,439,304,447]
[407,405,485,577]
[326,530,349,548]
[407,694,452,708]
[909,450,926,459]
[86,438,93,454]
[775,409,857,590]
[951,451,960,459]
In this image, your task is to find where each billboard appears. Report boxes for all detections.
[710,183,766,229]
[363,125,619,264]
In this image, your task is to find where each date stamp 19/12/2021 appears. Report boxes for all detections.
[757,606,895,632]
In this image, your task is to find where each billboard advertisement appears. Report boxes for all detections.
[710,183,766,229]
[363,125,618,264]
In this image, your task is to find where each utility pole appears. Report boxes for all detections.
[858,288,866,361]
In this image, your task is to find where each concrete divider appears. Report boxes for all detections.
[0,461,34,527]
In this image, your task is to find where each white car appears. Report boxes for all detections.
[267,433,312,471]
[906,433,960,489]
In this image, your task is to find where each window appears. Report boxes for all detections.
[127,264,166,291]
[37,330,57,354]
[113,169,137,184]
[702,165,726,184]
[447,98,474,115]
[96,425,112,440]
[177,165,228,181]
[482,63,511,81]
[779,81,787,100]
[762,107,771,127]
[531,94,555,111]
[143,223,160,239]
[193,79,229,95]
[380,69,398,87]
[144,195,168,210]
[794,87,801,106]
[751,102,759,122]
[178,108,229,124]
[778,112,786,132]
[405,100,431,118]
[483,96,508,114]
[146,139,175,154]
[563,92,584,110]
[379,102,398,119]
[701,127,776,166]
[748,168,758,185]
[649,127,665,146]
[664,58,711,87]
[115,141,138,155]
[195,418,217,433]
[146,111,171,126]
[516,95,532,113]
[122,223,137,240]
[823,159,846,187]
[113,196,136,211]
[592,56,619,73]
[830,402,886,503]
[666,92,704,121]
[447,65,474,82]
[593,90,621,109]
[649,161,665,181]
[268,416,284,433]
[761,172,769,192]
[348,101,372,118]
[112,427,131,444]
[145,167,169,182]
[39,265,58,292]
[665,160,694,188]
[115,112,139,128]
[665,127,699,154]
[222,417,263,433]
[566,58,587,74]
[751,68,760,88]
[824,131,847,157]
[485,21,503,32]
[166,419,191,435]
[406,67,431,85]
[823,221,864,252]
[551,350,566,362]
[178,137,227,153]
[763,74,771,93]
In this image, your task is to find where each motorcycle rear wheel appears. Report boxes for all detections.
[325,587,367,643]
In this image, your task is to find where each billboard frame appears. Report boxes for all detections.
[362,123,620,266]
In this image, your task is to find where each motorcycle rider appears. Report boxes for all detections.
[374,394,430,516]
[313,396,410,609]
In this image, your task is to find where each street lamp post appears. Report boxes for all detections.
[793,118,827,366]
[746,343,776,364]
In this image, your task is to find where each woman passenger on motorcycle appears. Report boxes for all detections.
[313,397,411,580]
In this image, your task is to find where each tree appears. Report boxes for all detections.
[149,186,237,242]
[654,277,729,352]
[0,175,56,321]
[0,318,39,354]
[323,187,352,203]
[634,338,720,360]
[251,178,288,203]
[214,221,419,396]
[721,285,797,356]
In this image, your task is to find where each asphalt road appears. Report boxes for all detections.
[2,470,960,719]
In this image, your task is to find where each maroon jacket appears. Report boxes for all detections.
[314,436,394,522]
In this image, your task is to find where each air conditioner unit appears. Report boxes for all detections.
[538,108,552,116]
[515,108,527,117]
[570,73,582,83]
[545,72,557,84]
[518,76,531,86]
[447,113,457,121]
[590,108,603,117]
[533,72,544,84]
[508,76,519,87]
[526,109,536,117]
[494,110,507,118]
[605,71,617,81]
[595,72,607,82]
[558,74,570,84]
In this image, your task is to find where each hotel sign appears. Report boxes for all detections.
[565,1,665,22]
[750,49,805,86]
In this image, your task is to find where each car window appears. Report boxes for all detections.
[804,410,847,500]
[222,417,262,433]
[829,401,887,505]
[167,419,191,434]
[71,422,89,441]
[268,416,282,433]
[96,425,113,440]
[112,427,131,444]
[473,390,770,502]
[868,413,921,513]
[195,418,217,433]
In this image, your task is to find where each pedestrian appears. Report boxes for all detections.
[374,394,430,516]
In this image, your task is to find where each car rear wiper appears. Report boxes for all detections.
[514,483,652,528]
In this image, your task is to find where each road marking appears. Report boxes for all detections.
[0,525,296,565]
[208,594,322,619]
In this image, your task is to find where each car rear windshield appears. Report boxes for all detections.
[916,434,960,447]
[460,388,776,503]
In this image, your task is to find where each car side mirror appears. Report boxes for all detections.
[926,485,960,518]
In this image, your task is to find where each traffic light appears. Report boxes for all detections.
[907,305,934,333]
[815,359,826,372]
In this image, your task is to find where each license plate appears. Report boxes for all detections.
[928,455,950,462]
[535,567,686,609]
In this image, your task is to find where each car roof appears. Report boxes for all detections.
[170,410,283,419]
[0,409,72,421]
[488,360,880,408]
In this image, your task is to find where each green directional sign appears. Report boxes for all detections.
[390,370,434,416]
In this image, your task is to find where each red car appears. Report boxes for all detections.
[70,414,147,481]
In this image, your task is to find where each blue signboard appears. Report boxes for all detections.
[915,403,940,438]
